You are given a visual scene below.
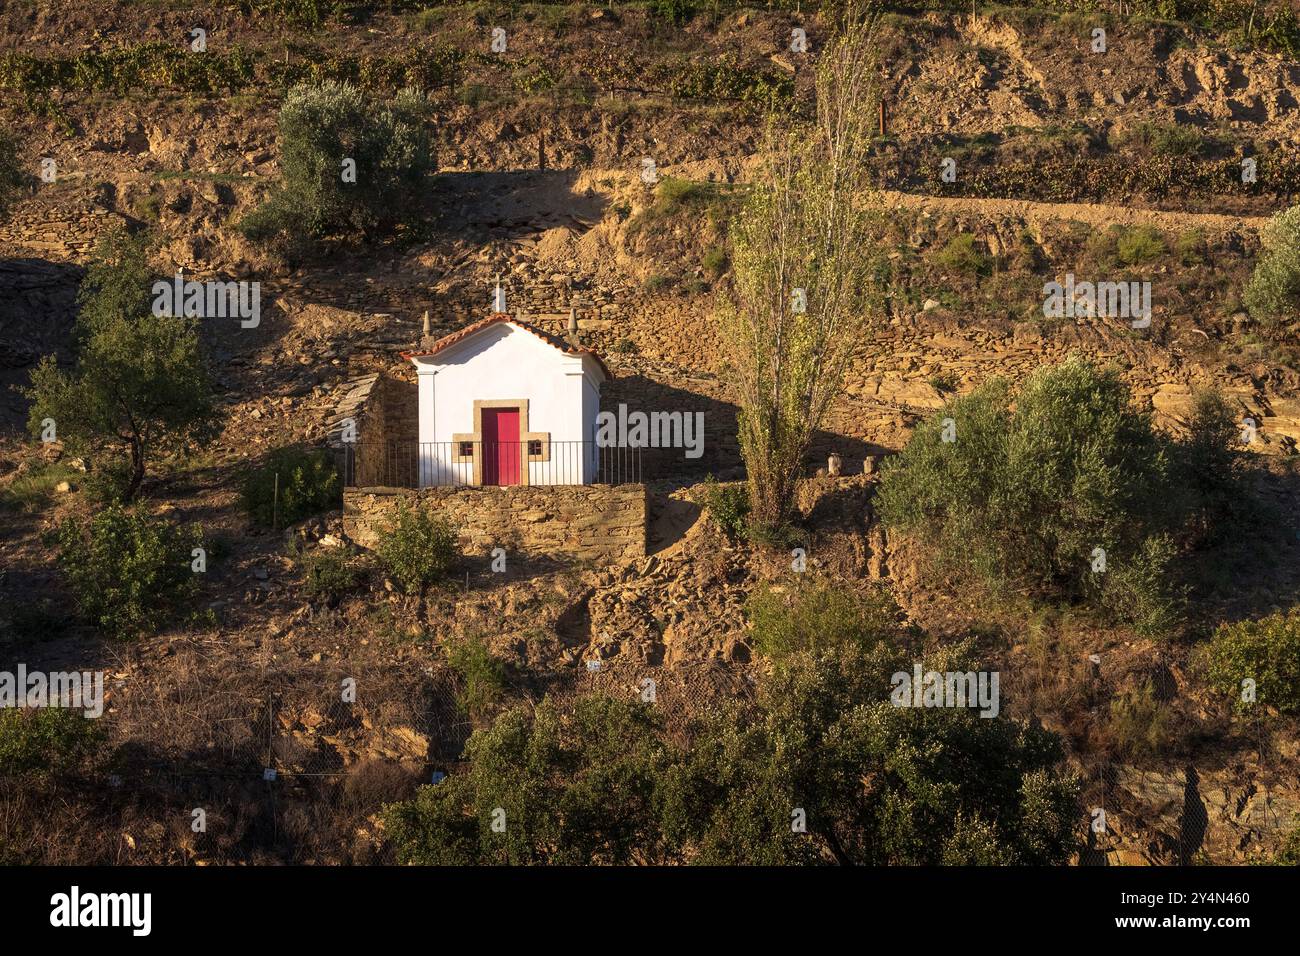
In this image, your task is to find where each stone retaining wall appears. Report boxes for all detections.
[343,482,647,565]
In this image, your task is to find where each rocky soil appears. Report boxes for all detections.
[1,3,1298,865]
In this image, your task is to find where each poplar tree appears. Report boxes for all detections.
[720,7,884,537]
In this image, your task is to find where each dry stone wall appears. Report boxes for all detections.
[344,483,647,566]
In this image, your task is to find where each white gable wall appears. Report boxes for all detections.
[412,323,603,486]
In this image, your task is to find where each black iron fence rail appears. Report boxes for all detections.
[341,440,643,488]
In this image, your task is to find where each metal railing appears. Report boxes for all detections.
[341,441,643,488]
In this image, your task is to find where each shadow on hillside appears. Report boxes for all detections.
[605,373,886,485]
[261,168,611,334]
[0,252,302,443]
[0,257,84,433]
[431,168,609,239]
[1186,466,1300,630]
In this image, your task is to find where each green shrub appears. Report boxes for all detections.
[0,127,26,223]
[628,177,722,238]
[649,0,696,26]
[382,694,671,865]
[300,546,362,602]
[929,370,960,393]
[244,0,342,27]
[447,633,507,723]
[1174,228,1206,265]
[82,457,134,506]
[1107,677,1175,758]
[239,81,434,250]
[1099,534,1183,638]
[52,504,203,638]
[642,272,673,294]
[699,475,750,540]
[1177,388,1245,517]
[1116,225,1166,266]
[242,446,341,528]
[747,581,904,659]
[0,708,101,775]
[1198,609,1300,715]
[658,56,792,104]
[1270,825,1300,865]
[382,646,1080,866]
[1243,204,1300,328]
[1121,121,1203,158]
[932,233,991,276]
[0,462,79,513]
[702,245,729,278]
[374,505,458,593]
[876,357,1187,630]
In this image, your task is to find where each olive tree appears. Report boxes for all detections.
[23,228,216,502]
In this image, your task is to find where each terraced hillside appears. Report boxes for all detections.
[1,1,1299,866]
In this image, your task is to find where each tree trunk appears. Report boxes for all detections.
[125,436,145,503]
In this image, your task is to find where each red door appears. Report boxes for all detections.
[482,407,521,486]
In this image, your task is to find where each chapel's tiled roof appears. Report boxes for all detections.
[402,313,611,379]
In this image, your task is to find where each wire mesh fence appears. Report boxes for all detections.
[0,628,1290,866]
[0,654,759,864]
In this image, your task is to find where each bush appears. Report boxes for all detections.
[52,504,203,638]
[0,127,26,222]
[627,177,724,240]
[649,0,695,26]
[746,581,904,659]
[1270,825,1300,865]
[447,633,507,723]
[932,233,991,276]
[699,475,750,539]
[1121,121,1203,158]
[1175,228,1206,265]
[1107,678,1175,759]
[382,695,671,865]
[1198,609,1300,715]
[929,370,960,393]
[876,357,1188,630]
[382,646,1081,866]
[0,462,79,513]
[0,709,101,775]
[1243,204,1300,328]
[239,81,434,250]
[702,245,729,278]
[245,0,341,27]
[1176,388,1246,521]
[82,457,135,506]
[300,546,361,603]
[242,446,341,528]
[1099,534,1183,638]
[374,505,458,593]
[1115,225,1166,266]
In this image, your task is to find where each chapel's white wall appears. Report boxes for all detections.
[416,324,599,486]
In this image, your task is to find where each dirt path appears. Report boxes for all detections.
[878,190,1272,234]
